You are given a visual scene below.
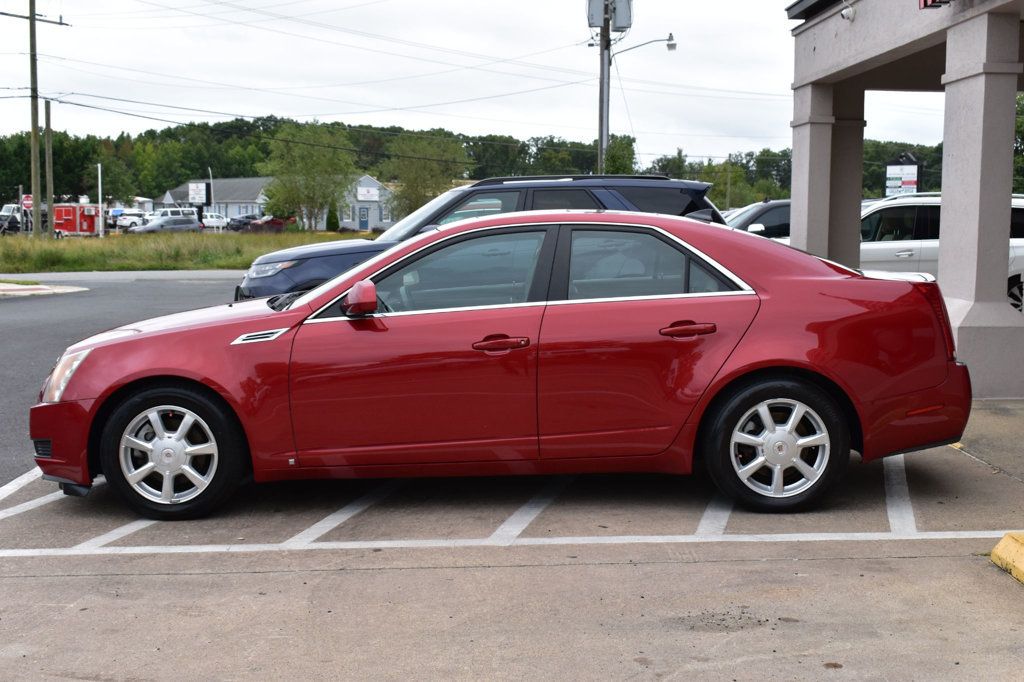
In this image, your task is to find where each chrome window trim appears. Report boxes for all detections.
[305,220,754,323]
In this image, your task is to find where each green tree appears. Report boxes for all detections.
[258,122,357,229]
[465,134,530,179]
[84,146,136,204]
[644,149,688,177]
[380,134,469,219]
[604,135,637,174]
[325,202,340,231]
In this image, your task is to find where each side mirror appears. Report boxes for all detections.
[342,279,378,316]
[747,223,766,234]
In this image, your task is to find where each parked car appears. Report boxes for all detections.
[29,209,970,519]
[200,212,228,230]
[115,210,146,229]
[127,215,202,233]
[143,207,198,225]
[726,194,1024,311]
[227,213,260,231]
[0,204,22,234]
[235,175,727,300]
[244,215,292,233]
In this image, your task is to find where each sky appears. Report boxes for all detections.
[0,0,946,165]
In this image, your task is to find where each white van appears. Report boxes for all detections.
[143,207,198,225]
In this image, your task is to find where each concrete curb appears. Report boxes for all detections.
[990,532,1024,585]
[0,282,88,298]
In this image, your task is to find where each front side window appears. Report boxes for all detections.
[861,207,916,241]
[436,191,521,225]
[375,230,546,313]
[752,205,790,239]
[567,229,732,300]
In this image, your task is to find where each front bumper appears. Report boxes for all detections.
[29,399,95,485]
[861,361,972,461]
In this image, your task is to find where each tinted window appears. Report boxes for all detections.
[567,229,732,300]
[437,191,520,225]
[751,205,790,238]
[376,231,545,313]
[917,206,940,240]
[531,189,599,210]
[615,187,703,216]
[861,207,916,242]
[1012,208,1024,239]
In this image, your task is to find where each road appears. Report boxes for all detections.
[0,271,242,486]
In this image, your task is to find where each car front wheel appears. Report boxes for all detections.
[100,386,247,519]
[1009,275,1022,312]
[703,379,849,512]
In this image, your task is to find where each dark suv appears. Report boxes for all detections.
[235,175,724,299]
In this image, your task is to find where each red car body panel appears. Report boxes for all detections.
[29,210,971,490]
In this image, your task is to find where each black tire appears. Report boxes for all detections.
[702,379,850,512]
[99,385,247,520]
[1009,275,1022,313]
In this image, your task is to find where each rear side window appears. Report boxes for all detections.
[531,189,599,211]
[567,229,734,300]
[1012,208,1024,239]
[614,187,703,216]
[917,206,940,240]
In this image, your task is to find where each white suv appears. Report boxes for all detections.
[859,193,1024,311]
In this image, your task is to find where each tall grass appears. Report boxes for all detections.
[0,231,373,273]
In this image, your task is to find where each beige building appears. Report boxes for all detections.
[787,0,1024,397]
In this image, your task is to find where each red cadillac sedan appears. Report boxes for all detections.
[29,211,971,519]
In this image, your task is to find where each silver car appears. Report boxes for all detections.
[127,215,201,234]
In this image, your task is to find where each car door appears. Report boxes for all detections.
[914,205,941,276]
[289,226,557,467]
[860,205,921,271]
[536,225,760,459]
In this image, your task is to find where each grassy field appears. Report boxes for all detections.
[0,231,373,273]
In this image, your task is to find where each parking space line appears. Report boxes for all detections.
[72,520,158,550]
[281,480,403,548]
[0,491,66,521]
[884,454,918,535]
[695,495,733,537]
[487,476,573,546]
[0,467,42,504]
[0,529,1013,559]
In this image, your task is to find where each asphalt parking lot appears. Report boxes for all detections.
[1,273,1022,679]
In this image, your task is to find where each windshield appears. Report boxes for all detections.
[376,188,466,242]
[724,203,763,227]
[0,205,15,216]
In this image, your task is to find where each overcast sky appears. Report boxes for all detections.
[0,0,946,164]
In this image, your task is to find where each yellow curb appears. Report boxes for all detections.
[991,532,1024,585]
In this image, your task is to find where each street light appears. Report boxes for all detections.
[595,32,676,173]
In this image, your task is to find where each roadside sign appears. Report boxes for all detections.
[188,182,208,204]
[21,194,33,210]
[885,164,919,196]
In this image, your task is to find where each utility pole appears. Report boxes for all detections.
[597,0,611,174]
[45,98,53,234]
[28,0,40,237]
[97,163,104,238]
[0,6,69,236]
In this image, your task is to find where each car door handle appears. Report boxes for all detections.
[472,335,530,352]
[659,321,717,338]
[895,250,915,258]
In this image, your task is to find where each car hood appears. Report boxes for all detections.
[252,238,394,264]
[68,297,287,352]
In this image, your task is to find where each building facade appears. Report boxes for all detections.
[786,0,1024,397]
[339,175,394,232]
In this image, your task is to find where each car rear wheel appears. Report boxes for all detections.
[1009,276,1022,312]
[100,386,247,520]
[703,379,849,512]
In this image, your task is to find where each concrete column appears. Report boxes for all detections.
[940,12,1024,397]
[790,83,834,257]
[828,86,866,268]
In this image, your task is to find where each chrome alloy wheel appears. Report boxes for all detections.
[729,399,830,498]
[119,405,219,505]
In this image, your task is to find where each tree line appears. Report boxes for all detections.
[0,113,968,222]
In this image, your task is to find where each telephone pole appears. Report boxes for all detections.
[0,5,69,236]
[597,1,611,174]
[45,98,54,231]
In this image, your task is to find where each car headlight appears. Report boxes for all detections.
[42,348,92,404]
[246,260,298,279]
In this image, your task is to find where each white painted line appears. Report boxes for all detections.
[0,468,42,504]
[695,495,733,537]
[487,476,572,546]
[0,491,66,521]
[72,519,157,550]
[884,454,918,535]
[281,480,403,548]
[0,529,1012,559]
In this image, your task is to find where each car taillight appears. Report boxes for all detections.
[913,282,956,361]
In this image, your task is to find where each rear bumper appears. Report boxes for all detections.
[29,399,95,485]
[861,361,972,461]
